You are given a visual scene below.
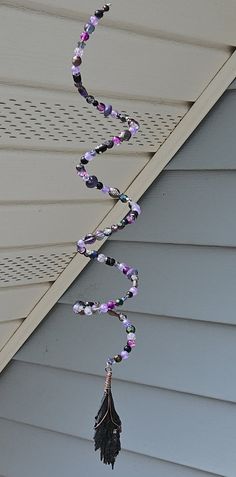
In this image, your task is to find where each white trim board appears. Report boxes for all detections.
[0,50,235,373]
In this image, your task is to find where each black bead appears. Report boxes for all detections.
[126,325,136,333]
[78,85,88,98]
[121,218,128,226]
[104,140,114,149]
[94,9,103,18]
[127,291,133,298]
[103,4,110,11]
[88,301,94,306]
[85,175,98,188]
[118,223,125,230]
[76,164,85,173]
[92,99,99,107]
[114,354,122,363]
[106,257,116,266]
[86,95,94,104]
[116,298,124,306]
[133,211,139,218]
[73,74,82,84]
[95,144,107,154]
[118,114,126,123]
[124,345,132,353]
[120,130,132,141]
[90,251,98,259]
[81,158,89,165]
[96,182,103,190]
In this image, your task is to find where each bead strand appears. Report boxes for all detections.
[72,4,141,366]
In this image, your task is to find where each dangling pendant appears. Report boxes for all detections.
[94,366,122,469]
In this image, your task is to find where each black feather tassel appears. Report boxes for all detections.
[94,369,122,469]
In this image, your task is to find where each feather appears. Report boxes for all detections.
[94,370,122,469]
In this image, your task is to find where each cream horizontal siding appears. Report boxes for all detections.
[0,284,50,321]
[0,6,230,101]
[3,0,236,46]
[0,150,149,203]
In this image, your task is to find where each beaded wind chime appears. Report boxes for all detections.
[71,4,141,468]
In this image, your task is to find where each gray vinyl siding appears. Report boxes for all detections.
[0,87,236,477]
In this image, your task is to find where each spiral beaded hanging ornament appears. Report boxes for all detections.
[71,4,141,468]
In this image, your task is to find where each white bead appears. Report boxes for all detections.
[127,332,136,340]
[97,254,106,263]
[84,306,92,315]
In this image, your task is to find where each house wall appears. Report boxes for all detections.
[0,84,236,476]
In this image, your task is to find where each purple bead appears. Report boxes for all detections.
[97,103,105,112]
[131,201,141,215]
[111,110,118,118]
[90,15,99,26]
[123,266,130,275]
[122,319,131,328]
[104,104,112,117]
[107,300,116,310]
[121,350,129,360]
[107,357,115,365]
[126,268,136,279]
[77,239,85,249]
[80,32,89,41]
[99,303,108,313]
[129,126,137,135]
[77,41,86,49]
[113,136,121,146]
[84,234,96,244]
[102,185,109,194]
[76,240,86,254]
[84,23,95,34]
[84,150,96,161]
[71,65,80,75]
[129,287,138,296]
[95,230,105,240]
[117,263,126,272]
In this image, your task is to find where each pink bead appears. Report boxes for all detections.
[107,300,116,310]
[127,339,136,348]
[113,136,121,146]
[127,215,135,224]
[80,32,89,41]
